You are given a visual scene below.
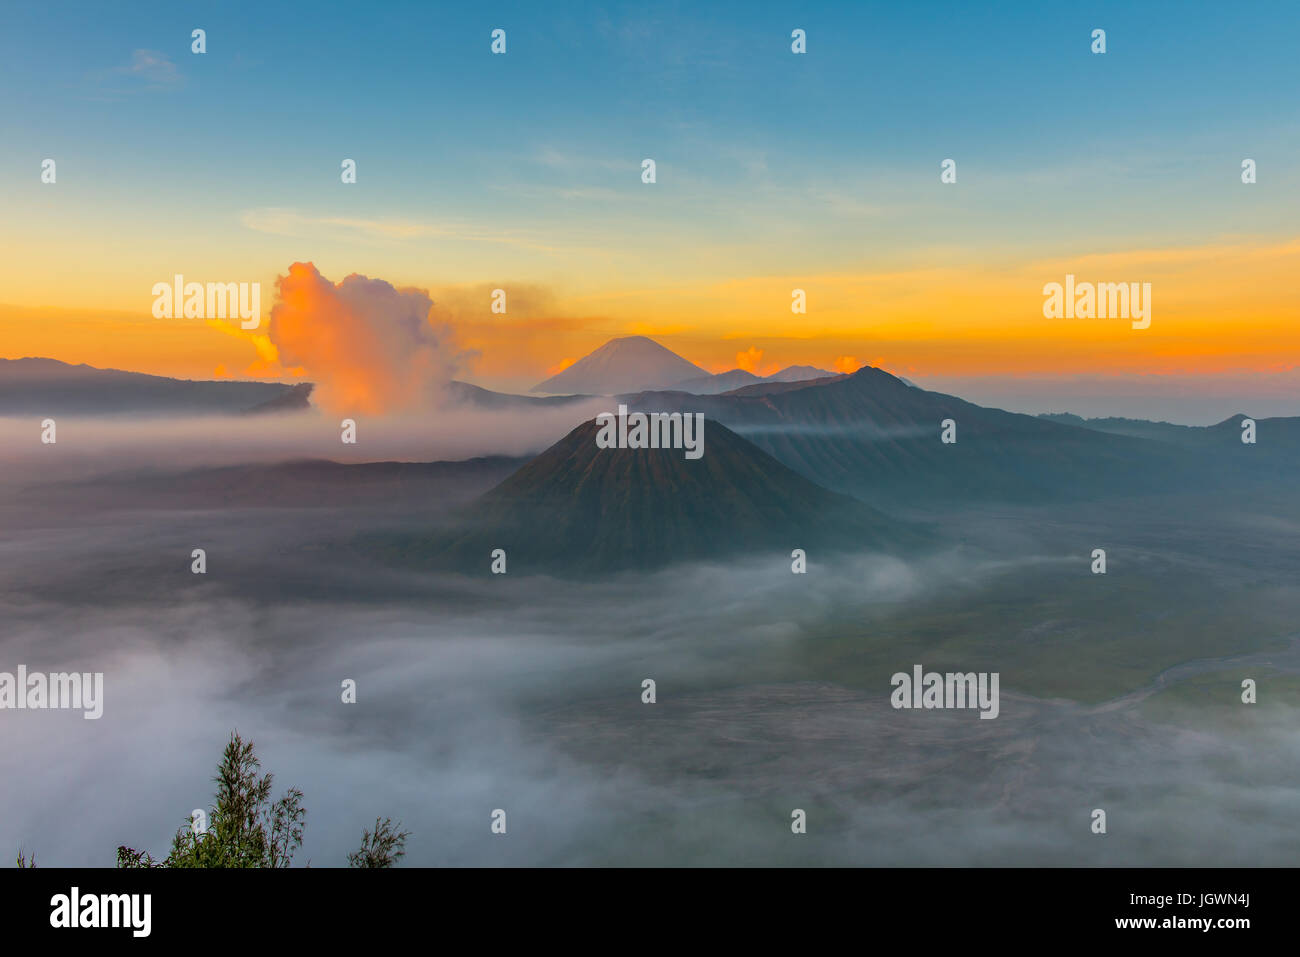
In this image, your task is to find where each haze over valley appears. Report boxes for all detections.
[3,336,1297,865]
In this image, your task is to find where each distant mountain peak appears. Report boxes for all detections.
[668,368,762,395]
[765,364,836,383]
[531,336,707,395]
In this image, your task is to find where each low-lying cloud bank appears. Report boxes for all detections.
[3,500,1299,866]
[0,399,608,486]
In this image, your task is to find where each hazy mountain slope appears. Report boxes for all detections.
[444,380,595,409]
[618,366,1210,505]
[717,374,848,397]
[765,365,836,383]
[1035,411,1300,479]
[1036,413,1196,443]
[669,366,839,395]
[669,369,762,394]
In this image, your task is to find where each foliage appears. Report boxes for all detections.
[347,817,411,868]
[110,731,406,868]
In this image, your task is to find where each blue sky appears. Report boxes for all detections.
[4,0,1296,258]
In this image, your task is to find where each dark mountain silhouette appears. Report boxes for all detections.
[0,357,310,416]
[1037,412,1198,443]
[1037,411,1292,447]
[531,336,707,394]
[244,383,314,415]
[1037,411,1300,484]
[617,366,1215,505]
[393,416,923,574]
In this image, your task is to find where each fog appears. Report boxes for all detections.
[0,400,605,485]
[3,479,1299,866]
[732,422,938,440]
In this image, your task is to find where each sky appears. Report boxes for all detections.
[1,0,1297,402]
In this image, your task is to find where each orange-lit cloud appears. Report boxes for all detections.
[205,319,283,378]
[834,356,860,374]
[735,346,764,373]
[267,262,470,414]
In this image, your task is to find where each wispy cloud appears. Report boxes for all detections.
[555,186,623,202]
[118,49,182,85]
[240,207,563,252]
[87,49,184,98]
[533,147,629,173]
[241,208,448,242]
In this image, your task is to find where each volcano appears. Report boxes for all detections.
[403,415,921,575]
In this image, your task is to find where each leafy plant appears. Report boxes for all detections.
[347,817,411,868]
[112,730,407,868]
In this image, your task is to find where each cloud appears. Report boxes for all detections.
[735,346,763,373]
[89,50,184,95]
[555,187,622,202]
[1029,237,1300,273]
[241,209,448,243]
[533,147,629,173]
[268,263,471,414]
[423,282,558,326]
[121,49,180,83]
[241,208,562,252]
[204,319,288,379]
[6,501,1299,867]
[545,357,577,376]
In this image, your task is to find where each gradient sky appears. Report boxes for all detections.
[1,0,1298,398]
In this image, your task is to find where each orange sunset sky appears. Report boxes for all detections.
[3,237,1298,395]
[3,3,1298,399]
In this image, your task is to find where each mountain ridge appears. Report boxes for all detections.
[0,357,312,416]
